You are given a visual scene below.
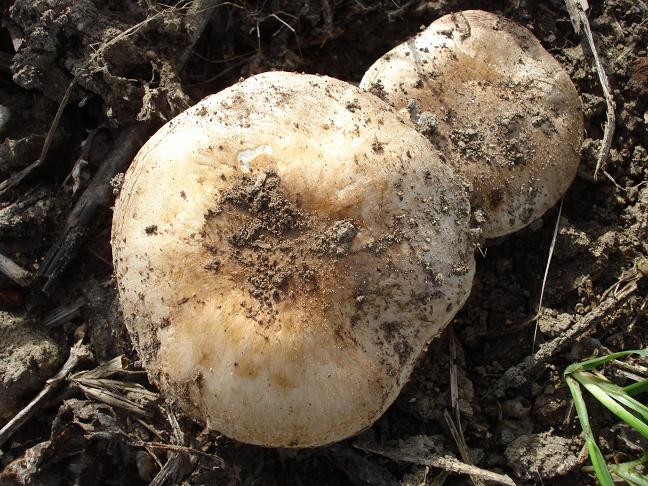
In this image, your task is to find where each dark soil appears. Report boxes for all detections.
[0,0,646,485]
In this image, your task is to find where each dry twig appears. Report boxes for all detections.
[42,298,86,327]
[133,441,223,464]
[37,125,148,294]
[493,276,640,396]
[149,405,194,486]
[444,411,486,486]
[0,250,31,286]
[446,328,485,486]
[69,355,158,416]
[564,0,616,179]
[0,80,77,197]
[355,439,515,486]
[532,197,564,352]
[0,186,50,226]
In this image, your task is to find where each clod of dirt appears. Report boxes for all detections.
[500,417,534,445]
[9,0,191,123]
[533,386,571,427]
[502,398,531,419]
[74,277,130,363]
[112,72,475,448]
[360,10,584,238]
[0,441,54,486]
[0,312,62,422]
[537,309,574,337]
[0,89,59,179]
[0,135,44,180]
[505,432,579,480]
[544,219,620,305]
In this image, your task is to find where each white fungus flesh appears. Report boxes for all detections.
[112,72,475,447]
[360,10,584,238]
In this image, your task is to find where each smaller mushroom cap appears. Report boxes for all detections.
[360,10,584,238]
[112,72,476,447]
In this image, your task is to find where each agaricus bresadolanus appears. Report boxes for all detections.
[360,10,584,238]
[112,72,476,447]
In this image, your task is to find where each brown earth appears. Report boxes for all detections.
[0,0,646,485]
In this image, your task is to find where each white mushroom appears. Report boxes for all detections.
[112,72,475,447]
[360,10,584,238]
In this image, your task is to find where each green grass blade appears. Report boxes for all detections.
[613,473,648,486]
[582,380,648,440]
[566,376,615,486]
[565,350,648,375]
[587,439,616,486]
[612,469,648,486]
[625,379,648,397]
[567,376,594,437]
[613,393,648,423]
[566,351,648,485]
[580,374,648,422]
[608,453,648,486]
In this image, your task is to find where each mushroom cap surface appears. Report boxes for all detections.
[360,10,584,238]
[112,72,475,447]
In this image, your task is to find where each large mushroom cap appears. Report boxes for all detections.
[360,10,584,238]
[112,72,475,447]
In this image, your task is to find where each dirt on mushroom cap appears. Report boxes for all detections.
[111,72,476,447]
[205,170,372,325]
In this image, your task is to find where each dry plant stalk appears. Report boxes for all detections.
[354,440,515,486]
[0,340,91,448]
[494,274,641,396]
[564,0,616,179]
[68,355,158,417]
[446,327,486,486]
[0,251,30,286]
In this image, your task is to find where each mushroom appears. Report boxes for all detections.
[112,72,476,447]
[360,10,584,238]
